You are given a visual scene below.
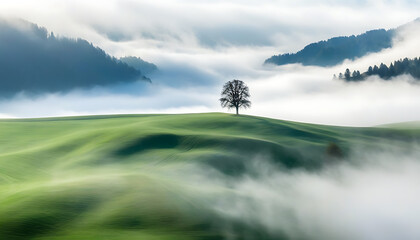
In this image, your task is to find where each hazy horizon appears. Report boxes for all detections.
[0,0,419,126]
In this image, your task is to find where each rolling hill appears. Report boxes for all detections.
[0,113,419,240]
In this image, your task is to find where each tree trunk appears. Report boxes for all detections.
[236,106,239,115]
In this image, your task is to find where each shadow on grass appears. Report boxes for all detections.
[115,134,181,156]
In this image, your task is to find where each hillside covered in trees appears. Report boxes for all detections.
[265,29,394,67]
[120,56,158,75]
[337,57,420,81]
[0,19,152,95]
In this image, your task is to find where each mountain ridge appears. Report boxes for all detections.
[0,18,155,95]
[265,28,394,67]
[264,18,420,67]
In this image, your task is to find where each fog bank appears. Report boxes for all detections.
[183,145,420,240]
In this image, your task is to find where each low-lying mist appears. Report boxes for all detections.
[0,15,420,126]
[180,144,420,240]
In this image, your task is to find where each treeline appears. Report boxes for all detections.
[119,56,158,75]
[336,57,420,81]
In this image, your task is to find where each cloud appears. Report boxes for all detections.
[0,1,419,126]
[0,83,217,118]
[182,143,420,240]
[246,20,420,126]
[0,0,417,55]
[2,22,420,125]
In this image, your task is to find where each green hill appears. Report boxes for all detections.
[0,113,419,240]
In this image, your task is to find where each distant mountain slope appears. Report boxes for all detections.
[0,19,151,95]
[265,29,394,67]
[120,56,158,75]
[337,57,420,81]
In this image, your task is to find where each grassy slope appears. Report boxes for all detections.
[0,113,419,240]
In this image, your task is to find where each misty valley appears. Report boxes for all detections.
[0,1,420,240]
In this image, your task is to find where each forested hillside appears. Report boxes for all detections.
[337,57,420,81]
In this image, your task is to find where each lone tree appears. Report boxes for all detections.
[220,79,251,115]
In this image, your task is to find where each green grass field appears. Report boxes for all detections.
[0,113,419,240]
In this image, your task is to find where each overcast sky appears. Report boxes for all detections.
[0,0,419,126]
